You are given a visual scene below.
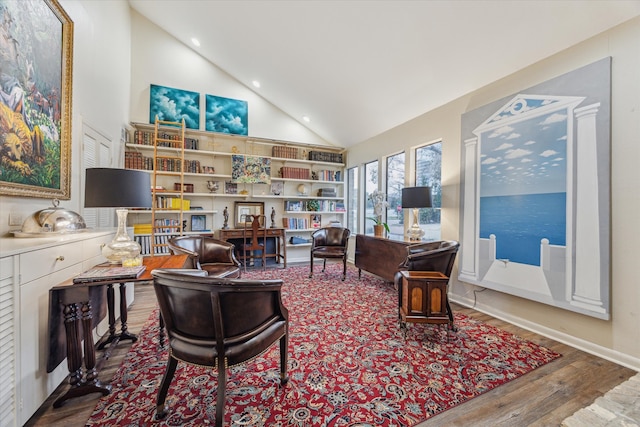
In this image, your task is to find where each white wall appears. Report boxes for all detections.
[129,10,332,146]
[0,0,132,236]
[348,17,640,370]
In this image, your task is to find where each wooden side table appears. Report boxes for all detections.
[399,270,453,337]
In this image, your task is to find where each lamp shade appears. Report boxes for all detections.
[401,186,433,209]
[84,168,152,208]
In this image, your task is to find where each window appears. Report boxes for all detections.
[386,152,405,239]
[415,142,442,240]
[364,160,378,235]
[347,166,358,234]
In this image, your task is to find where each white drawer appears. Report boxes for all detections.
[0,256,13,280]
[19,241,84,284]
[82,234,113,260]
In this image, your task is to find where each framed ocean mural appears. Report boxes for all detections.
[458,57,611,319]
[0,0,73,199]
[149,84,200,129]
[205,94,248,135]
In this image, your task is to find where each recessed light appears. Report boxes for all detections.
[252,80,261,88]
[302,115,311,123]
[191,38,200,47]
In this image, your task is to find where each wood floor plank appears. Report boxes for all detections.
[24,279,636,427]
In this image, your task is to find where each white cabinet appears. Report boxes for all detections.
[0,230,116,426]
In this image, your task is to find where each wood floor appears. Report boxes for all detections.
[25,277,636,427]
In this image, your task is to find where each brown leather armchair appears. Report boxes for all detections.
[394,240,460,322]
[309,227,351,281]
[151,269,289,427]
[168,235,241,278]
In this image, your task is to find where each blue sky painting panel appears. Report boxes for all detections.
[149,84,200,129]
[205,94,248,135]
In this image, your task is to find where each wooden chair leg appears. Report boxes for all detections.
[309,255,314,278]
[216,365,227,427]
[322,259,326,272]
[280,334,289,385]
[156,356,178,419]
[342,256,347,281]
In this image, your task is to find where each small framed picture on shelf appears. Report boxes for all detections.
[225,182,237,194]
[191,215,206,232]
[310,213,322,228]
[270,181,283,196]
[201,166,215,174]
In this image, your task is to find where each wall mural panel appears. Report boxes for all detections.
[459,57,611,319]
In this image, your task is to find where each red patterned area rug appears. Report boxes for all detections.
[87,264,561,426]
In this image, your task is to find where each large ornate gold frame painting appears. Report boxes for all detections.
[0,0,73,198]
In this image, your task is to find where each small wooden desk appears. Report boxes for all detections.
[355,234,414,282]
[218,227,287,268]
[48,254,188,408]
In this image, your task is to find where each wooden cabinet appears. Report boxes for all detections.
[399,271,451,327]
[125,122,346,263]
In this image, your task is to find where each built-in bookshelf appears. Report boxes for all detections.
[125,122,346,262]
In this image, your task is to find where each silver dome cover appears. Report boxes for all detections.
[15,200,87,237]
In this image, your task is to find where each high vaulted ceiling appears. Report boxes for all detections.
[128,0,640,147]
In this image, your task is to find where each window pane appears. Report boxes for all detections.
[347,167,358,234]
[364,160,378,235]
[416,142,442,240]
[386,152,405,239]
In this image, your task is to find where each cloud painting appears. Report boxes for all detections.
[149,84,200,129]
[205,94,248,135]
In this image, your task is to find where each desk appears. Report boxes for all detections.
[48,254,188,408]
[218,227,287,268]
[354,234,414,282]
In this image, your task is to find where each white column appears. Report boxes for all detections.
[571,103,605,313]
[460,137,478,279]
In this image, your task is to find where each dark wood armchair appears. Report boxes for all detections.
[394,240,460,323]
[309,227,351,281]
[241,214,267,272]
[168,235,241,278]
[151,269,289,427]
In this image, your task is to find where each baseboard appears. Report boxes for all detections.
[449,295,640,372]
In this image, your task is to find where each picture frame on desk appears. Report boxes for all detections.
[191,215,206,232]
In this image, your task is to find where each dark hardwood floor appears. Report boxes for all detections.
[25,274,636,427]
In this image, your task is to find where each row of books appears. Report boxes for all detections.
[283,200,345,212]
[279,166,311,180]
[133,130,199,150]
[314,170,342,182]
[281,214,322,230]
[134,234,175,255]
[308,150,343,164]
[271,145,300,159]
[124,151,201,173]
[154,196,191,210]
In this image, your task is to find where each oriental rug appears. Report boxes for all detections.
[87,264,561,426]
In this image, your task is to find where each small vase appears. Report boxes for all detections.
[373,224,384,237]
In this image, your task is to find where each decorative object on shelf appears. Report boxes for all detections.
[84,168,152,264]
[149,84,200,129]
[205,94,248,135]
[14,199,87,237]
[206,180,219,193]
[402,186,432,241]
[306,199,320,212]
[0,0,73,199]
[225,182,237,194]
[297,183,307,195]
[271,181,283,196]
[231,145,239,153]
[191,215,206,232]
[222,206,229,229]
[270,207,277,228]
[231,155,271,184]
[174,182,194,193]
[201,166,215,174]
[367,190,390,236]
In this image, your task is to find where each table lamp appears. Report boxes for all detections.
[84,168,152,264]
[402,186,432,241]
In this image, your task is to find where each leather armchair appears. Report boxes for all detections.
[151,269,289,427]
[168,235,241,278]
[394,240,460,320]
[309,227,351,281]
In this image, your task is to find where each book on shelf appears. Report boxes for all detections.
[73,265,146,284]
